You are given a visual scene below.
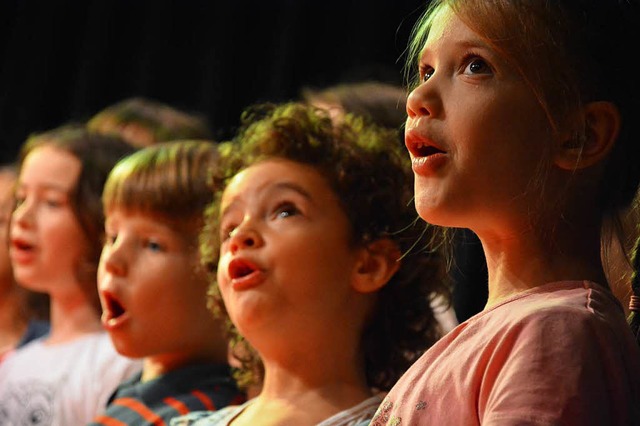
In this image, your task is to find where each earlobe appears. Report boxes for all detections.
[352,239,401,294]
[554,101,620,170]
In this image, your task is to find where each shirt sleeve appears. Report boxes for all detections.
[480,308,623,425]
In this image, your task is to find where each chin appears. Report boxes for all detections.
[12,270,44,291]
[111,338,145,359]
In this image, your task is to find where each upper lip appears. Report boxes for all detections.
[11,236,35,251]
[405,129,447,158]
[228,257,261,280]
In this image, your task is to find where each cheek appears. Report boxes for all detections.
[43,214,88,255]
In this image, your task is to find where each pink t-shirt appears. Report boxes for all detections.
[370,281,640,426]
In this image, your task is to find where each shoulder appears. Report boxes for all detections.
[489,281,626,339]
[17,320,50,348]
[319,395,384,426]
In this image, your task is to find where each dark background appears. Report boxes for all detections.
[0,0,428,164]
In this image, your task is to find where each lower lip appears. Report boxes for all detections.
[102,312,130,331]
[231,270,265,291]
[411,153,448,176]
[10,248,36,265]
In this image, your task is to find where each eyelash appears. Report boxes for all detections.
[219,201,300,241]
[220,224,235,242]
[274,201,299,219]
[419,52,492,82]
[144,239,163,252]
[103,232,117,246]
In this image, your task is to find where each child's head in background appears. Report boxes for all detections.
[99,141,229,380]
[88,97,213,148]
[11,125,136,313]
[204,102,450,391]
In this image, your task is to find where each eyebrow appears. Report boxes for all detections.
[421,37,490,59]
[15,182,72,194]
[271,181,313,201]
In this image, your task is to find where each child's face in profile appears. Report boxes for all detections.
[98,209,217,360]
[216,158,368,343]
[10,146,88,293]
[405,5,553,229]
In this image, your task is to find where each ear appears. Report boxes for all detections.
[351,238,401,294]
[554,101,620,170]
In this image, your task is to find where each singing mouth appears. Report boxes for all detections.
[229,258,258,279]
[12,238,34,251]
[101,291,127,325]
[406,132,446,158]
[227,258,265,290]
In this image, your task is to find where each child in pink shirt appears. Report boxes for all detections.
[371,0,640,424]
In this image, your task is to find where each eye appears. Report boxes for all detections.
[45,199,62,208]
[420,65,435,82]
[144,239,164,252]
[463,57,492,75]
[14,194,25,208]
[274,202,299,219]
[104,232,117,246]
[220,224,236,242]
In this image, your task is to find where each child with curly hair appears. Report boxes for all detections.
[171,101,451,425]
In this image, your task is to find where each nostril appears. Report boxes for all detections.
[229,227,260,251]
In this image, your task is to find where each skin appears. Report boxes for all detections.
[98,209,228,381]
[10,146,101,343]
[405,6,608,307]
[217,158,382,425]
[0,169,27,357]
[0,171,15,285]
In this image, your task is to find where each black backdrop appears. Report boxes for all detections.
[0,0,427,163]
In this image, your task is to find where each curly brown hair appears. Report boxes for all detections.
[201,102,451,390]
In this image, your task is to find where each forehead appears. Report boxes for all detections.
[0,171,15,195]
[105,207,195,244]
[423,5,482,55]
[20,146,82,190]
[223,159,332,202]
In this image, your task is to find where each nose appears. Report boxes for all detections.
[12,198,35,229]
[406,79,441,120]
[100,241,127,277]
[228,225,263,254]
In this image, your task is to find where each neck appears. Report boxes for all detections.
[238,330,372,425]
[46,291,102,345]
[477,214,607,308]
[0,284,28,352]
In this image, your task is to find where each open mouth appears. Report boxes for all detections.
[409,141,445,157]
[227,258,264,290]
[229,259,257,280]
[413,144,445,157]
[12,238,34,251]
[10,238,37,264]
[101,291,127,327]
[405,131,447,158]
